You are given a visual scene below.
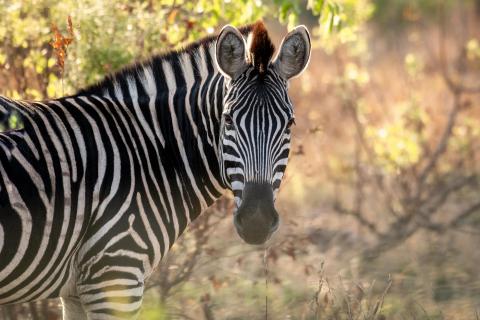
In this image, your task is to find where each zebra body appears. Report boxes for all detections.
[0,22,311,319]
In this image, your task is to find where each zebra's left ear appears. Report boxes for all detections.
[273,25,311,80]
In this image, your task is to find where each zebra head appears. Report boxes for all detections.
[215,23,311,245]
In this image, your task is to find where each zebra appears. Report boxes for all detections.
[0,21,311,319]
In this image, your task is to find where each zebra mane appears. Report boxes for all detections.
[76,21,275,96]
[247,21,275,76]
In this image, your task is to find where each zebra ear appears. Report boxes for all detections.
[216,25,248,79]
[273,25,311,80]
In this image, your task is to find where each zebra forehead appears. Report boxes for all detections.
[231,93,293,118]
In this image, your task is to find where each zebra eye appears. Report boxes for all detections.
[224,114,233,126]
[287,118,296,129]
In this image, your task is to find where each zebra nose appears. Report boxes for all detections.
[233,183,279,245]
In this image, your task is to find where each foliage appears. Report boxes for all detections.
[0,0,268,99]
[0,0,357,100]
[371,0,456,30]
[50,16,74,74]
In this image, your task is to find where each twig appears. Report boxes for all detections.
[451,200,480,227]
[264,247,269,320]
[332,202,381,236]
[417,95,461,189]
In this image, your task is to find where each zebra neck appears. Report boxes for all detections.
[93,43,227,225]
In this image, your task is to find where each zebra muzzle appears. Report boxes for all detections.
[233,182,279,245]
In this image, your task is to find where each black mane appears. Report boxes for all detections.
[247,21,276,75]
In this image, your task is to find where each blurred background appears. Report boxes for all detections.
[1,0,480,319]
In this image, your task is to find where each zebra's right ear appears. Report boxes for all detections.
[273,25,311,80]
[215,25,248,79]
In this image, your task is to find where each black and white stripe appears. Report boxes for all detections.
[0,22,310,319]
[220,68,293,207]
